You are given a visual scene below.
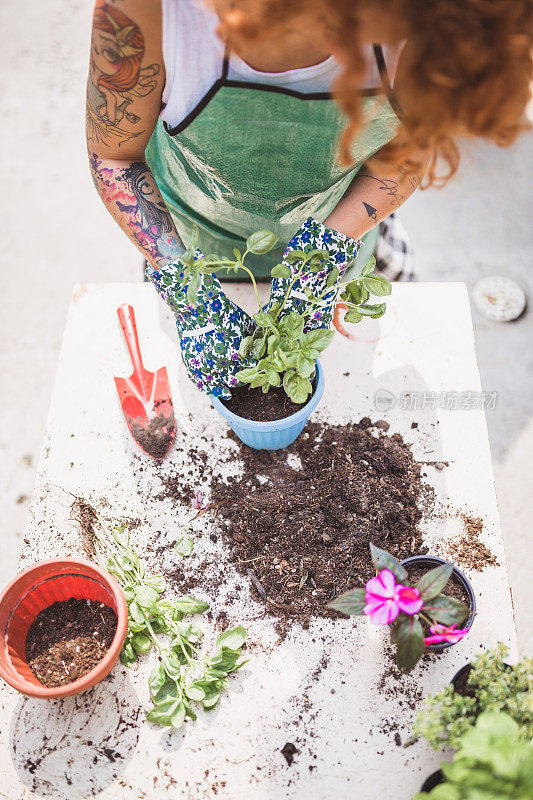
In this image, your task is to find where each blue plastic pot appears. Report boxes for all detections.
[211,361,325,451]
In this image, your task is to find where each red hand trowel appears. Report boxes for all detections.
[114,303,176,460]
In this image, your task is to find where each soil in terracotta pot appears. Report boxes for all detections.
[221,384,307,422]
[157,418,433,629]
[25,598,117,687]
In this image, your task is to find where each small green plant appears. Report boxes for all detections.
[413,711,533,799]
[180,227,391,403]
[92,515,246,729]
[414,644,533,749]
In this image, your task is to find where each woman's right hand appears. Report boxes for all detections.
[146,259,255,399]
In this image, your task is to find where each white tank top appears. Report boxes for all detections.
[161,0,403,129]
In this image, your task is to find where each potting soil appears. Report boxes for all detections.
[129,409,175,460]
[25,598,117,687]
[222,385,306,421]
[446,513,499,571]
[159,418,431,628]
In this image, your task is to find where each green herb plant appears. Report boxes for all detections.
[92,517,247,729]
[179,227,392,404]
[414,643,533,749]
[413,711,533,799]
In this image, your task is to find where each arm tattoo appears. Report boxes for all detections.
[89,152,184,266]
[399,165,421,191]
[86,0,159,148]
[358,174,404,208]
[362,201,378,221]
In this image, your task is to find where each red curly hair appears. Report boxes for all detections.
[216,0,533,186]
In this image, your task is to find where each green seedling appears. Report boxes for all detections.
[92,515,246,729]
[179,227,392,403]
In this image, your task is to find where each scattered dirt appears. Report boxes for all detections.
[281,742,298,766]
[446,513,499,571]
[26,598,117,687]
[129,409,175,460]
[222,385,306,422]
[198,419,430,629]
[377,657,425,710]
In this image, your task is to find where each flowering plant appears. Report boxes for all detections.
[328,544,471,672]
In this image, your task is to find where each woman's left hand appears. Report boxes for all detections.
[267,217,360,330]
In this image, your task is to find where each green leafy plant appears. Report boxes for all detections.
[181,227,391,403]
[328,545,470,672]
[92,517,247,729]
[413,711,533,799]
[414,644,533,749]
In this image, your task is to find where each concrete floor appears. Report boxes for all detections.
[0,1,531,654]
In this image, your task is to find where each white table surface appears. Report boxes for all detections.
[0,282,516,800]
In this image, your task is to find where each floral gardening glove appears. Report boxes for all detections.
[146,257,254,399]
[267,217,360,330]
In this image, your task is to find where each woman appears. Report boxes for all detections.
[86,0,532,392]
[87,0,532,273]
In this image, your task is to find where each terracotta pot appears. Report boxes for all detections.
[401,555,476,652]
[0,558,128,698]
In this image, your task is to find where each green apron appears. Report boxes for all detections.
[146,45,400,278]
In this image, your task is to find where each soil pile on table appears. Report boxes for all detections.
[129,409,175,460]
[25,598,117,687]
[206,419,430,624]
[222,385,305,421]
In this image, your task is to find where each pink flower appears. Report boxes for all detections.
[191,491,209,512]
[424,624,470,646]
[364,569,424,625]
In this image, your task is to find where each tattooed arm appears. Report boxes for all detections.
[323,157,429,240]
[86,0,184,268]
[325,39,434,240]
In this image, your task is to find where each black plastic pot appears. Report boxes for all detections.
[401,555,476,652]
[452,660,511,697]
[451,663,474,696]
[420,770,444,793]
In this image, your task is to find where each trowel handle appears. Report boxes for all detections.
[117,304,146,380]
